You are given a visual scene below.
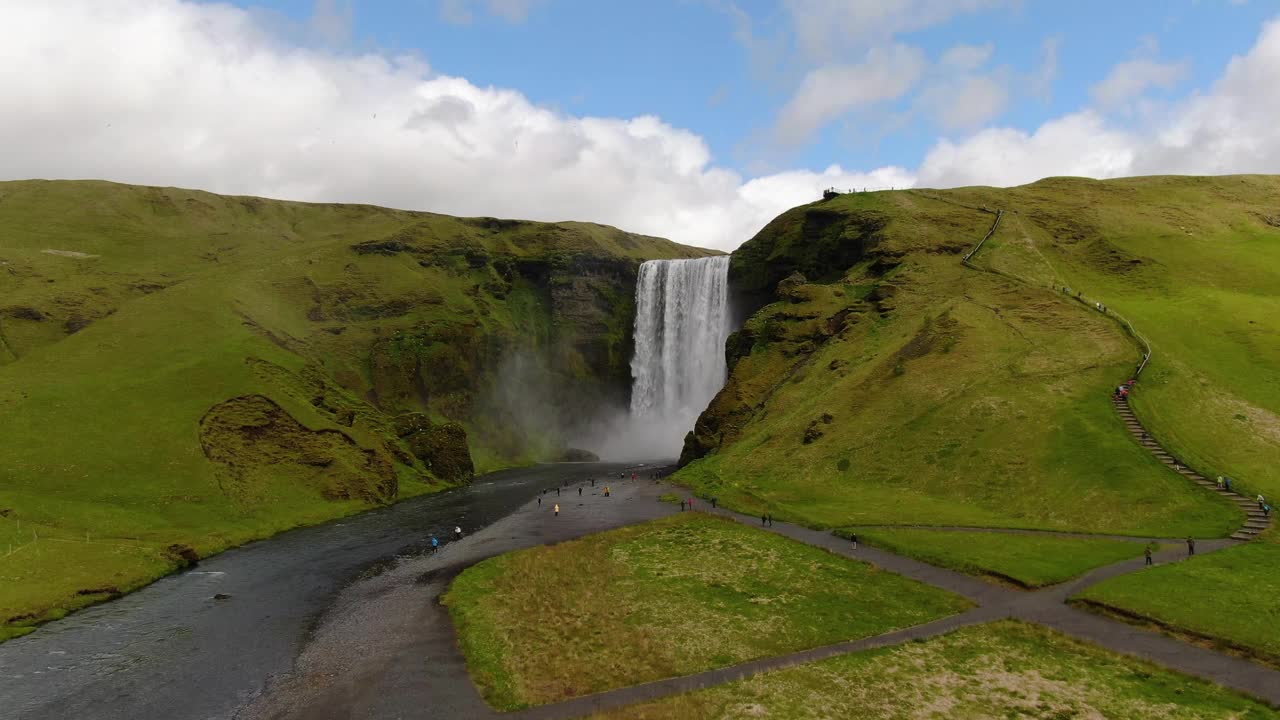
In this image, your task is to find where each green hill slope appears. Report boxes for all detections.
[0,179,711,636]
[681,175,1279,539]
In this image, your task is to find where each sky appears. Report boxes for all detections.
[1,1,1278,250]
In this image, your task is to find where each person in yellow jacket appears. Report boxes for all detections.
[553,503,560,517]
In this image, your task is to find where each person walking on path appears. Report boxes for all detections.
[766,514,773,527]
[1187,537,1196,556]
[850,534,858,550]
[578,486,582,496]
[680,499,686,511]
[761,512,767,526]
[1217,476,1225,489]
[454,526,463,541]
[688,498,694,511]
[538,496,542,507]
[553,503,560,517]
[590,478,595,487]
[431,536,439,554]
[1225,476,1233,491]
[1144,545,1153,566]
[1264,504,1271,518]
[556,487,561,497]
[711,497,717,509]
[1259,494,1267,510]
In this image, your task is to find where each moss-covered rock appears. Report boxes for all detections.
[402,419,475,481]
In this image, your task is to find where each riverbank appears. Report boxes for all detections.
[2,462,638,720]
[240,473,674,719]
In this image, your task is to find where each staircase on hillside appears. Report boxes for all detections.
[1113,395,1271,541]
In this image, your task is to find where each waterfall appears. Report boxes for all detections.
[627,256,731,456]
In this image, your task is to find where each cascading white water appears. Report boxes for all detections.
[626,256,731,456]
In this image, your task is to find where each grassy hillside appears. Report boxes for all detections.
[680,175,1280,539]
[0,179,711,637]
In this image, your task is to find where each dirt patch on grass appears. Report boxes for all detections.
[198,394,396,504]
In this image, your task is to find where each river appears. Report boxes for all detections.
[0,462,636,720]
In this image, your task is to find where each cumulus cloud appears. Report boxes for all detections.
[1092,57,1189,108]
[773,45,927,145]
[0,0,908,251]
[2,1,1279,255]
[918,17,1280,186]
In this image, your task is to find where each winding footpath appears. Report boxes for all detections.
[239,208,1279,718]
[1114,394,1271,540]
[239,473,1279,719]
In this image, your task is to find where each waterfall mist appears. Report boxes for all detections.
[594,256,731,460]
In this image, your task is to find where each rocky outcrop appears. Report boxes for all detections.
[394,413,475,481]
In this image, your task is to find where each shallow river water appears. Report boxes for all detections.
[0,462,632,720]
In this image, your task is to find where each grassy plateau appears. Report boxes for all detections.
[441,512,971,709]
[594,621,1279,719]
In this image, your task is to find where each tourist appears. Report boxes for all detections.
[1258,494,1267,510]
[591,478,595,487]
[1144,545,1153,565]
[1265,504,1272,518]
[1217,476,1225,489]
[711,497,717,509]
[454,526,463,541]
[1186,537,1196,556]
[1225,476,1234,491]
[578,486,582,496]
[850,534,858,550]
[605,486,610,497]
[554,503,560,517]
[761,512,767,526]
[538,496,542,507]
[431,536,439,554]
[680,499,686,511]
[767,514,773,527]
[688,497,694,511]
[556,487,560,496]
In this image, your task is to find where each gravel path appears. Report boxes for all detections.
[242,482,1280,719]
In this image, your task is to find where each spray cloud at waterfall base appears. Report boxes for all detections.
[594,256,732,461]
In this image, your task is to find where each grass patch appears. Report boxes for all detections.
[1073,541,1280,665]
[843,527,1149,588]
[441,513,971,709]
[596,620,1279,719]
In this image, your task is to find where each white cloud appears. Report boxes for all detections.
[917,44,1008,131]
[918,73,1009,131]
[0,0,885,251]
[2,1,1279,256]
[919,17,1280,187]
[1092,57,1189,107]
[917,112,1135,187]
[940,43,994,72]
[440,0,537,25]
[783,0,1009,61]
[773,45,927,145]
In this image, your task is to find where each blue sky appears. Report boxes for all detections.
[240,0,1274,177]
[3,1,1279,248]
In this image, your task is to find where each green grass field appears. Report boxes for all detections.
[845,528,1150,588]
[0,179,708,636]
[1073,542,1280,665]
[441,513,970,709]
[681,176,1280,546]
[595,621,1279,719]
